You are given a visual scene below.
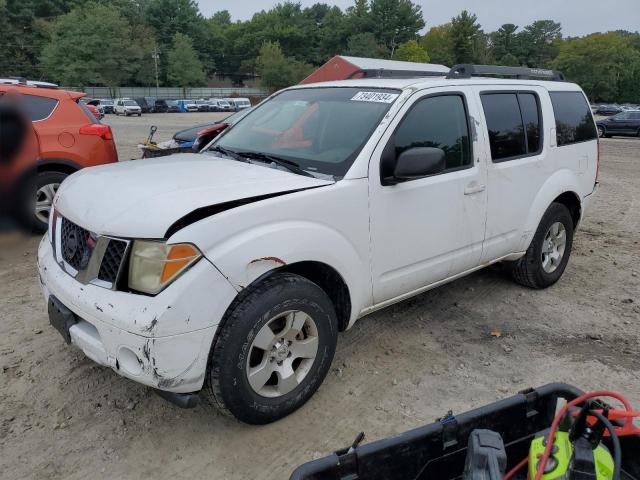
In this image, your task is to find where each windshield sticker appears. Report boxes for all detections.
[350,91,399,103]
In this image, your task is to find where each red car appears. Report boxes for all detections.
[85,103,104,121]
[0,81,118,232]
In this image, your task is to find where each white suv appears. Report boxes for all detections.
[114,98,142,116]
[38,65,599,424]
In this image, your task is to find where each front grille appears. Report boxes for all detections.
[61,218,92,271]
[98,239,128,283]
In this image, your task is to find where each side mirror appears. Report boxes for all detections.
[393,147,446,181]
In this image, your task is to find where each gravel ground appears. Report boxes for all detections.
[0,114,639,479]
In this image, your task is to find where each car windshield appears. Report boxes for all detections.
[124,100,137,106]
[211,87,399,179]
[101,100,113,105]
[167,100,177,106]
[219,101,230,106]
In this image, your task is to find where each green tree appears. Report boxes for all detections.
[420,24,455,66]
[40,2,140,87]
[346,32,389,58]
[166,33,205,87]
[256,41,312,92]
[519,20,562,67]
[369,0,425,56]
[553,32,640,102]
[144,0,212,79]
[394,40,430,62]
[450,10,483,63]
[490,24,521,62]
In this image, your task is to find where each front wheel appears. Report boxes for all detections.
[30,171,67,233]
[204,273,338,424]
[509,202,574,289]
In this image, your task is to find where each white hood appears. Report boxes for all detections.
[54,153,333,238]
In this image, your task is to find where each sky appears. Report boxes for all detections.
[197,0,640,37]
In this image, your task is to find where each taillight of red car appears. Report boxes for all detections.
[79,124,113,140]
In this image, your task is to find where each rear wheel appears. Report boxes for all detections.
[204,273,338,424]
[509,203,574,289]
[597,126,605,138]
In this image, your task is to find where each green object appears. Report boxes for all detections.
[528,431,614,480]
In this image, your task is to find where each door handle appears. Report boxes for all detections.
[464,183,486,195]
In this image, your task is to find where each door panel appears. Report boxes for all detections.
[475,87,552,262]
[369,87,487,304]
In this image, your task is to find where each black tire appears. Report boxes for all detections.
[204,272,338,424]
[29,171,68,233]
[597,126,605,138]
[509,202,574,289]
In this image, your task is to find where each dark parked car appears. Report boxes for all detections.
[596,110,640,138]
[173,109,251,149]
[153,99,169,113]
[595,104,622,116]
[165,100,180,113]
[194,99,210,112]
[134,96,159,113]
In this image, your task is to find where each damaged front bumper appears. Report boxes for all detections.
[37,237,237,394]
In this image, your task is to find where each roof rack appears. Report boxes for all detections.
[347,68,447,80]
[446,64,565,81]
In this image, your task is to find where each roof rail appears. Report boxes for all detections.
[446,64,565,81]
[347,68,447,80]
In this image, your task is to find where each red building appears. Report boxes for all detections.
[300,55,449,84]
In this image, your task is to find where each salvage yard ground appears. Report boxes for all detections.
[0,114,639,479]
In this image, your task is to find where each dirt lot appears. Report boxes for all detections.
[1,114,639,479]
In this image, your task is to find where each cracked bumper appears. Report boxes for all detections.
[37,237,237,393]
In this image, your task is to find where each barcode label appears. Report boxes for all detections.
[350,91,399,103]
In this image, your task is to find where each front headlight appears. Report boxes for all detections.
[128,240,201,295]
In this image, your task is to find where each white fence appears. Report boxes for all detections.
[69,86,268,99]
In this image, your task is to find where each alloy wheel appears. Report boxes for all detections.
[35,183,60,224]
[246,310,319,398]
[541,221,567,273]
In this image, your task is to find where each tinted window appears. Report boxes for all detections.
[519,93,541,153]
[22,95,58,121]
[631,112,640,120]
[550,92,597,146]
[481,93,526,161]
[393,95,471,171]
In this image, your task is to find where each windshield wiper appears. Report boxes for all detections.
[235,151,314,177]
[210,145,248,162]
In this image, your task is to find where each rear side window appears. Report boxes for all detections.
[630,112,640,120]
[480,92,542,162]
[22,95,58,121]
[549,92,597,146]
[393,94,472,171]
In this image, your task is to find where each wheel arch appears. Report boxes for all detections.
[36,158,82,175]
[522,170,583,249]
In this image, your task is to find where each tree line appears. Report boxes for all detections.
[1,0,639,102]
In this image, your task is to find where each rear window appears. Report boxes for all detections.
[22,94,58,121]
[481,92,542,162]
[550,92,597,146]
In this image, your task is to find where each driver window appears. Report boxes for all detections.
[393,95,472,172]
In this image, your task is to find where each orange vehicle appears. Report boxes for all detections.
[0,80,118,232]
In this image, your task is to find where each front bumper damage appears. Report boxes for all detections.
[37,237,237,397]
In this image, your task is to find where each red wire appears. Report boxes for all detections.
[532,390,632,480]
[504,456,528,480]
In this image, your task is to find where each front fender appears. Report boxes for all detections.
[206,220,369,322]
[168,179,372,326]
[521,168,582,251]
